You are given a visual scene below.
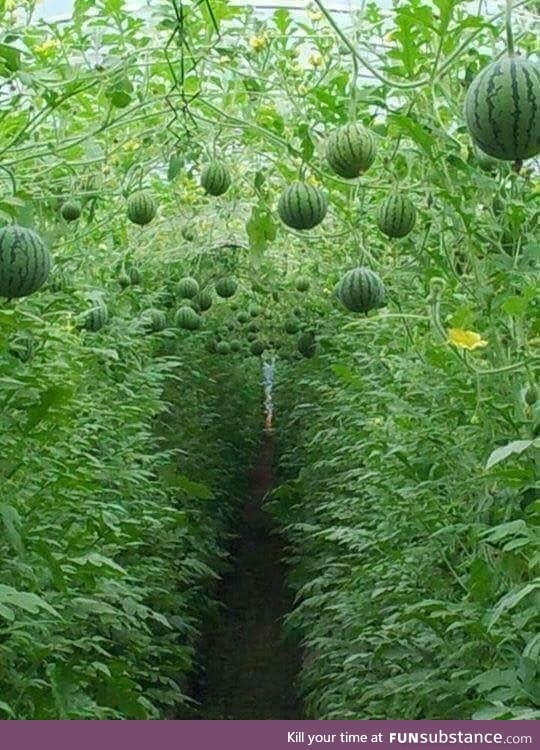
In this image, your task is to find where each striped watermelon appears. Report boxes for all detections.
[295,276,310,292]
[0,225,51,299]
[175,305,202,331]
[377,194,416,238]
[338,267,385,314]
[82,300,108,332]
[61,201,81,222]
[201,162,231,196]
[326,123,376,178]
[192,290,213,312]
[249,304,262,318]
[237,310,249,323]
[464,56,540,161]
[177,277,199,299]
[127,191,156,226]
[250,340,266,356]
[230,339,242,352]
[215,277,238,298]
[140,308,167,333]
[278,182,328,230]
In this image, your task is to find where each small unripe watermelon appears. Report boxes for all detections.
[247,321,259,333]
[215,277,238,298]
[230,339,241,352]
[297,331,316,358]
[247,331,258,342]
[284,318,300,335]
[175,306,202,331]
[250,340,266,356]
[278,182,328,230]
[201,162,231,196]
[141,308,167,332]
[0,225,51,299]
[216,341,231,355]
[192,290,213,312]
[118,272,131,289]
[464,56,540,161]
[295,276,310,292]
[127,191,156,226]
[326,123,376,178]
[61,201,81,222]
[237,311,249,323]
[128,267,141,285]
[249,304,262,318]
[82,300,108,332]
[178,277,199,299]
[377,194,416,238]
[206,338,218,353]
[338,267,385,314]
[524,385,538,406]
[181,226,195,241]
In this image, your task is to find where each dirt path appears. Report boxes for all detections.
[186,431,301,719]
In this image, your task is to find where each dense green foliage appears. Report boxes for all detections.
[0,0,538,721]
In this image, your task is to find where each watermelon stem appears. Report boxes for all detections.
[505,0,515,55]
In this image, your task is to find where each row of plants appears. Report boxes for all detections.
[269,298,538,719]
[0,244,263,718]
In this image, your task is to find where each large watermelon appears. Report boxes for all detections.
[61,201,81,222]
[326,123,376,178]
[215,277,238,298]
[201,162,231,196]
[464,56,540,161]
[0,225,51,299]
[216,341,231,355]
[377,194,416,238]
[127,191,156,226]
[338,267,385,314]
[177,277,199,299]
[278,182,328,230]
[175,306,202,331]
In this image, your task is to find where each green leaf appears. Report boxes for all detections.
[486,582,539,630]
[172,475,214,500]
[486,439,535,469]
[25,385,72,432]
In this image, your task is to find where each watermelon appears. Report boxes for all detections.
[181,225,195,241]
[295,276,310,292]
[128,267,141,285]
[82,300,108,332]
[524,384,538,406]
[278,182,328,230]
[118,272,131,289]
[297,331,316,358]
[192,290,213,312]
[237,311,249,323]
[215,277,238,298]
[230,339,242,352]
[248,304,263,318]
[284,317,300,335]
[338,267,385,314]
[61,201,81,222]
[250,340,266,356]
[205,338,218,353]
[0,225,51,299]
[177,277,199,299]
[175,306,202,331]
[326,123,376,178]
[140,308,167,333]
[247,331,258,342]
[127,191,156,226]
[474,146,502,172]
[247,321,260,333]
[201,162,231,196]
[216,341,231,355]
[377,194,416,238]
[464,56,540,161]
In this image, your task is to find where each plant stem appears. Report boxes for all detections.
[506,0,515,55]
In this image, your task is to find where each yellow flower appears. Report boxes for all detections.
[35,38,60,55]
[447,328,488,350]
[309,10,323,21]
[122,139,139,152]
[249,35,267,52]
[308,52,324,67]
[384,32,395,44]
[219,55,230,64]
[307,174,321,187]
[298,84,309,96]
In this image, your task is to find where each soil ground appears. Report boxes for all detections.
[185,431,302,719]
